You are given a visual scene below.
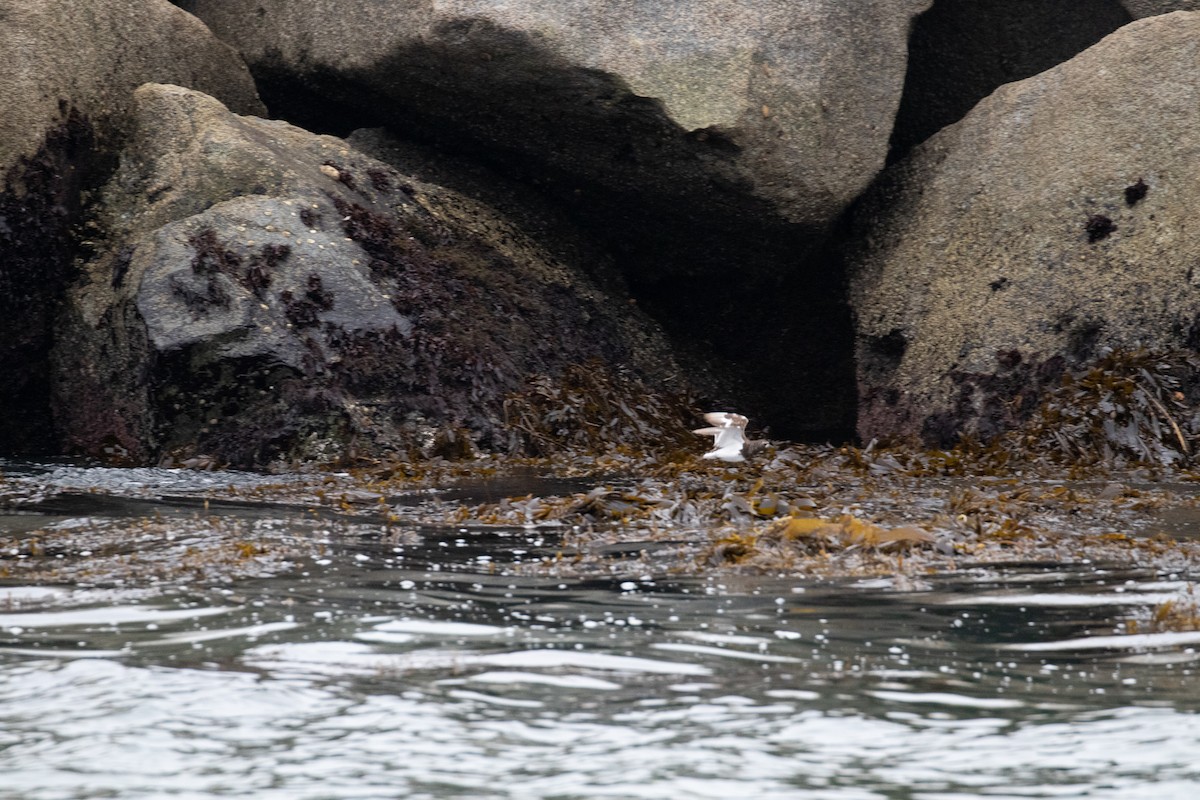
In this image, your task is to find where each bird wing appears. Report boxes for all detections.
[711,423,746,450]
[697,412,748,450]
[702,412,748,429]
[694,425,745,451]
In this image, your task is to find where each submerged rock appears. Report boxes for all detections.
[53,84,684,468]
[0,0,263,455]
[847,12,1200,447]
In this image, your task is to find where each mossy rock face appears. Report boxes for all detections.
[53,84,686,468]
[847,12,1200,448]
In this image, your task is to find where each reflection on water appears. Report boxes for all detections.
[2,466,1200,798]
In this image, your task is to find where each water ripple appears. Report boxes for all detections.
[4,478,1200,798]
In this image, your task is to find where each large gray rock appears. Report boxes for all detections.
[181,0,928,237]
[179,0,925,444]
[0,0,263,455]
[889,0,1132,158]
[53,84,684,467]
[848,12,1200,446]
[0,0,262,175]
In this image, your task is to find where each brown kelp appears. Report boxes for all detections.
[1004,349,1198,470]
[501,361,697,457]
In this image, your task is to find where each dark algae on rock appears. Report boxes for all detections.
[894,349,1200,472]
[1125,177,1149,206]
[49,84,688,469]
[1085,213,1117,243]
[848,15,1200,450]
[0,107,103,456]
[500,361,698,457]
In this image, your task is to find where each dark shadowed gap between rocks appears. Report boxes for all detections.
[0,107,114,457]
[245,20,857,443]
[887,0,1132,162]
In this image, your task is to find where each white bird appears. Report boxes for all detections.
[693,412,765,463]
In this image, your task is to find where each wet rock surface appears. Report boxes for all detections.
[53,84,686,468]
[848,12,1200,447]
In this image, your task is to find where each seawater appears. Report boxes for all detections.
[1,464,1199,799]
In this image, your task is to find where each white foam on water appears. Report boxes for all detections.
[868,690,1025,710]
[943,591,1181,607]
[151,620,301,645]
[652,642,801,664]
